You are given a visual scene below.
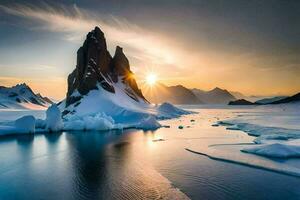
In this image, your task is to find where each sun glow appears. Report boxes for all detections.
[146,73,157,86]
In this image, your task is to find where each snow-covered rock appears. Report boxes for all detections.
[64,26,147,113]
[58,27,191,131]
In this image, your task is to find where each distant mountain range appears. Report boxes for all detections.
[228,92,300,105]
[143,83,300,105]
[255,96,287,104]
[191,87,236,104]
[229,99,257,105]
[269,92,300,104]
[144,84,236,104]
[0,83,53,109]
[144,83,202,105]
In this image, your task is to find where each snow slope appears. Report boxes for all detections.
[59,79,193,130]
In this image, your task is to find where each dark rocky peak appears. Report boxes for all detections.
[211,87,224,92]
[36,93,53,104]
[65,26,147,107]
[14,83,34,95]
[110,46,131,82]
[170,85,186,89]
[66,26,114,104]
[229,99,257,105]
[85,26,106,48]
[15,83,30,89]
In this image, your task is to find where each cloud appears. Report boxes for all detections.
[0,2,180,68]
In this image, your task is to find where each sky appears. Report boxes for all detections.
[0,0,299,100]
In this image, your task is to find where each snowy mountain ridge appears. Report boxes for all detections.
[0,83,53,109]
[191,87,236,104]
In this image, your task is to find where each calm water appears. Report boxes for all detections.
[0,108,300,199]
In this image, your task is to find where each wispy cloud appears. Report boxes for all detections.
[0,3,178,67]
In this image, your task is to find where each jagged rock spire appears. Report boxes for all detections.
[65,26,147,107]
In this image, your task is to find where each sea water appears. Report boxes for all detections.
[0,106,300,199]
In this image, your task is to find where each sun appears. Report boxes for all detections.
[146,73,157,86]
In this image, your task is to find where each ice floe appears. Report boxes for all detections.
[241,143,300,158]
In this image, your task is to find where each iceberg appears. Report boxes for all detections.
[135,116,161,130]
[45,104,63,132]
[157,102,193,119]
[15,115,36,133]
[0,115,35,136]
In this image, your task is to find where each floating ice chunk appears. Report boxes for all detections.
[135,116,161,130]
[45,104,63,132]
[14,115,36,133]
[157,102,192,119]
[152,139,165,142]
[241,143,300,158]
